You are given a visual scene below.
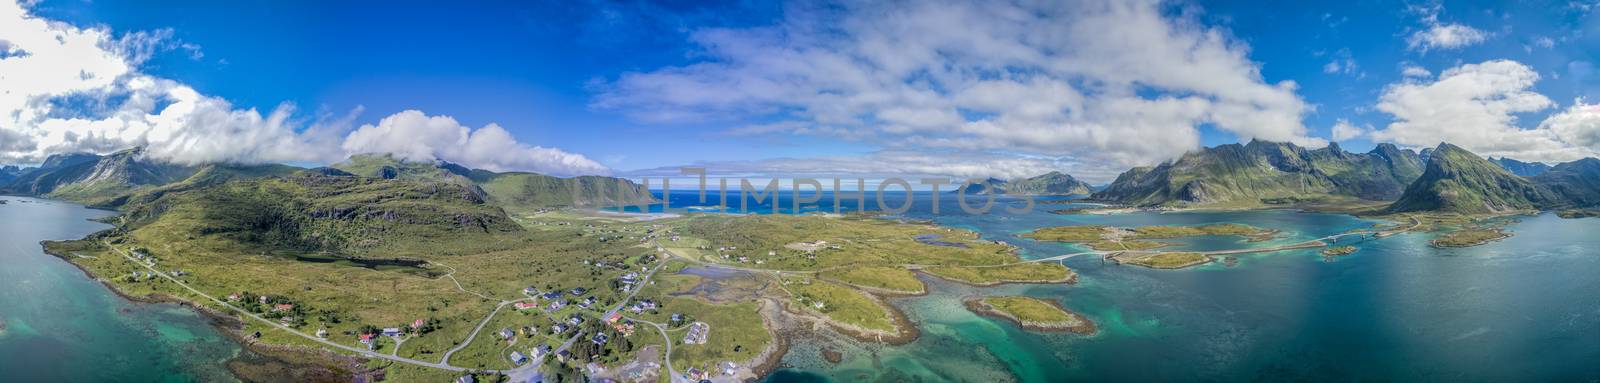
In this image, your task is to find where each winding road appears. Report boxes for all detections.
[103,241,471,372]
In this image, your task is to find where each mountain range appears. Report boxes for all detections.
[955,171,1094,195]
[1489,157,1552,177]
[1092,140,1600,214]
[0,149,650,211]
[3,141,1597,216]
[1092,140,1425,207]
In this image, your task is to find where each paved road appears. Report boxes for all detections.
[633,318,688,383]
[441,298,530,365]
[103,241,471,372]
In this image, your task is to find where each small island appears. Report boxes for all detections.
[1320,246,1357,257]
[1430,228,1511,248]
[1023,224,1278,252]
[963,296,1094,334]
[1108,252,1211,269]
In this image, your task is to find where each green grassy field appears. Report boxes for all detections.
[784,278,896,332]
[922,263,1074,286]
[819,266,925,294]
[1026,223,1275,251]
[979,296,1076,323]
[1115,252,1210,269]
[1021,225,1106,242]
[1430,228,1510,248]
[671,214,1018,270]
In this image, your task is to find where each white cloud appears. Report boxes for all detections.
[1405,5,1488,52]
[1371,60,1597,162]
[1321,48,1360,77]
[342,111,608,176]
[593,0,1316,169]
[1533,36,1556,49]
[1331,119,1369,141]
[1400,64,1432,78]
[623,149,1126,184]
[0,0,606,175]
[1539,99,1600,150]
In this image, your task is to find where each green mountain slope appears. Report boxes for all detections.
[953,172,1093,195]
[333,154,650,209]
[1,148,196,204]
[1092,140,1423,207]
[1388,143,1560,214]
[1006,171,1093,195]
[98,163,305,209]
[1532,158,1600,208]
[121,173,521,254]
[477,173,651,209]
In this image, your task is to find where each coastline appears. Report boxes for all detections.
[780,293,920,346]
[42,240,368,383]
[744,299,793,379]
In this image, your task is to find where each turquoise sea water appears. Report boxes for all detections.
[6,190,1598,382]
[624,191,1600,382]
[0,197,242,382]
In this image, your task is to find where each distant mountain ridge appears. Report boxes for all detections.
[332,154,652,209]
[1531,158,1600,209]
[954,171,1093,196]
[0,149,650,211]
[1490,157,1551,177]
[0,148,196,205]
[1092,140,1424,207]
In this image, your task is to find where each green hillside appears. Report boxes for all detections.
[1,148,197,205]
[1532,158,1600,208]
[97,163,305,209]
[120,173,522,255]
[953,172,1093,196]
[1093,140,1423,207]
[1006,171,1093,195]
[334,153,650,210]
[1388,143,1559,214]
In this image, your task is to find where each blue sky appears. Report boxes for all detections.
[6,0,1600,182]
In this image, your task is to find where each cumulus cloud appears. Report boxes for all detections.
[342,111,608,176]
[1371,60,1597,162]
[1539,100,1600,151]
[1400,64,1432,78]
[592,0,1317,169]
[1404,5,1488,53]
[0,0,606,175]
[1331,119,1369,142]
[623,149,1125,184]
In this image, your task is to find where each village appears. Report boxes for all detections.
[83,212,862,383]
